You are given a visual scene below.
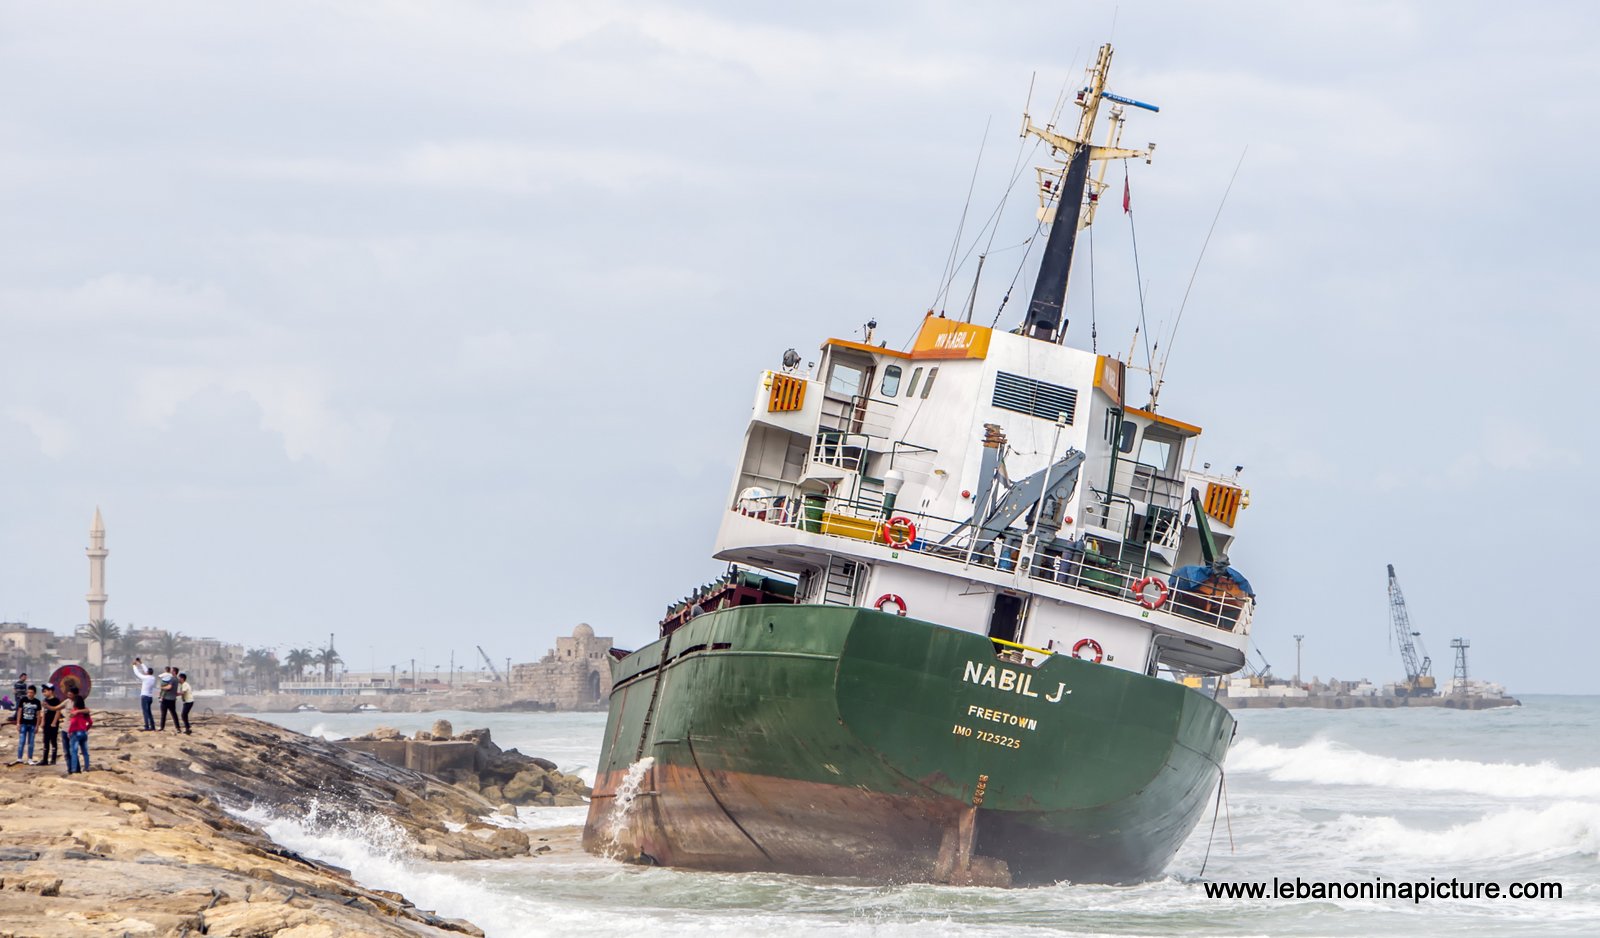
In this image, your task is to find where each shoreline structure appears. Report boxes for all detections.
[0,712,581,937]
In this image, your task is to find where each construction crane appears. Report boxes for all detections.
[1386,564,1435,697]
[476,645,505,683]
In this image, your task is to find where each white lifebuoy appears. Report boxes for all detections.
[1071,638,1104,663]
[1130,576,1170,610]
[873,593,908,616]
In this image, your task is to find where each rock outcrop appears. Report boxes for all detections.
[345,725,593,808]
[0,712,537,937]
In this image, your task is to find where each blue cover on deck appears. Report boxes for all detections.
[1170,564,1256,597]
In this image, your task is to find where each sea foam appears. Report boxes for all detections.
[1327,801,1600,862]
[1229,737,1600,800]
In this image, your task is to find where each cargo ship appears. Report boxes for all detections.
[583,43,1257,886]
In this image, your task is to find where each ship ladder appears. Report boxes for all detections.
[634,632,674,762]
[822,557,858,606]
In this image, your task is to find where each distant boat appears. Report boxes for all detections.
[355,703,382,712]
[294,703,320,712]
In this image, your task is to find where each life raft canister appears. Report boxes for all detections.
[880,516,917,548]
[1130,575,1170,610]
[873,593,908,616]
[1071,638,1104,663]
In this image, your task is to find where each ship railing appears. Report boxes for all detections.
[810,430,882,473]
[733,493,1253,635]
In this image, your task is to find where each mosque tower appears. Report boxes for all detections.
[86,507,108,623]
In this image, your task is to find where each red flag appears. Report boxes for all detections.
[1122,174,1131,213]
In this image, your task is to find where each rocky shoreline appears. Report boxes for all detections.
[0,710,581,937]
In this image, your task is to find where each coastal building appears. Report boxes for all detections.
[509,623,614,709]
[0,623,53,659]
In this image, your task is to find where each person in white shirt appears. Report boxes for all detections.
[133,658,158,731]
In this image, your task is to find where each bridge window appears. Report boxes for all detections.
[827,361,866,398]
[880,365,902,397]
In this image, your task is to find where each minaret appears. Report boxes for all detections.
[86,507,108,623]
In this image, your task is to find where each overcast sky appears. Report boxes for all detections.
[1,1,1594,692]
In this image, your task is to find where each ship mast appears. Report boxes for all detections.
[1020,43,1157,344]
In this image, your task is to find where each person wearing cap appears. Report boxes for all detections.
[39,683,63,765]
[133,658,157,730]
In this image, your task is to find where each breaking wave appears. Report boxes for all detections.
[1229,737,1600,800]
[1326,801,1600,862]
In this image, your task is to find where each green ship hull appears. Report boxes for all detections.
[583,604,1234,885]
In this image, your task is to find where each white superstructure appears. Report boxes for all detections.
[712,314,1254,677]
[695,43,1256,680]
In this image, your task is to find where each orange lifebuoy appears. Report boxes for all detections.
[873,593,908,616]
[1071,638,1104,663]
[1131,576,1170,610]
[880,516,917,548]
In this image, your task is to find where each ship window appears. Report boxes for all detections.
[1138,436,1175,474]
[906,367,924,398]
[880,365,902,397]
[921,367,939,399]
[827,361,866,398]
[1118,423,1137,454]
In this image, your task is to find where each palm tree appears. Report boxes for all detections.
[285,648,315,680]
[86,619,120,668]
[155,631,190,667]
[316,646,342,683]
[242,648,279,694]
[114,633,146,671]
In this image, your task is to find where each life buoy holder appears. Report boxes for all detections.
[874,593,908,616]
[881,516,917,548]
[1131,576,1170,610]
[1071,638,1104,663]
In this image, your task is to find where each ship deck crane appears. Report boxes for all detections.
[1386,564,1435,697]
[476,645,505,683]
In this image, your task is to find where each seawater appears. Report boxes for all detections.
[257,696,1600,936]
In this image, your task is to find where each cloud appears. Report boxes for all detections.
[5,405,75,458]
[132,366,391,472]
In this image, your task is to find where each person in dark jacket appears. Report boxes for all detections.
[157,672,181,733]
[38,684,63,765]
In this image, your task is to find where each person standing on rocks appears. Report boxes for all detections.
[133,658,157,731]
[157,671,180,733]
[38,684,63,766]
[178,672,195,734]
[12,686,40,765]
[64,694,91,774]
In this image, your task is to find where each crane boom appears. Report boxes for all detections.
[1386,564,1435,696]
[476,645,505,683]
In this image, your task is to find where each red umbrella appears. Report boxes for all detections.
[50,664,92,700]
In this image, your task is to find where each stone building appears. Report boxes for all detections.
[0,623,52,659]
[509,623,614,709]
